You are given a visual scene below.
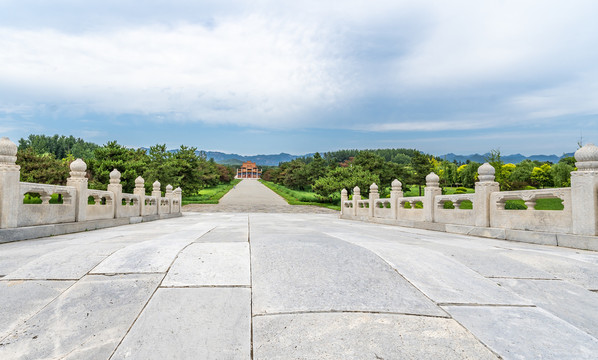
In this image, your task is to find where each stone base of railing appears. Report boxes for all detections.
[340,214,598,252]
[0,213,182,244]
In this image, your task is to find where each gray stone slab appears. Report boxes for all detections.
[162,242,250,286]
[253,312,497,359]
[91,229,212,274]
[0,274,162,359]
[195,227,248,242]
[327,233,531,305]
[0,280,74,339]
[497,279,598,338]
[504,251,598,289]
[111,288,251,359]
[444,305,598,360]
[251,233,445,317]
[3,242,126,280]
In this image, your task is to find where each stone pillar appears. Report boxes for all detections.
[390,179,403,220]
[152,180,162,215]
[352,186,361,216]
[424,172,441,222]
[340,188,348,216]
[474,162,500,227]
[107,169,122,218]
[66,158,88,222]
[0,137,20,228]
[369,183,379,217]
[134,176,145,216]
[571,144,598,235]
[165,184,173,213]
[174,187,182,213]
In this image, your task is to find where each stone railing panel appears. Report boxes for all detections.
[374,198,393,219]
[143,195,158,216]
[434,194,475,226]
[18,182,76,227]
[86,189,115,221]
[490,188,572,233]
[118,193,141,218]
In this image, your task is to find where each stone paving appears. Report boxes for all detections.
[1,180,598,359]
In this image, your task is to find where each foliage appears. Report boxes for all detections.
[312,165,380,198]
[260,180,340,210]
[457,162,480,188]
[16,148,70,185]
[550,162,574,187]
[88,141,149,193]
[18,134,99,159]
[530,164,552,188]
[182,179,241,205]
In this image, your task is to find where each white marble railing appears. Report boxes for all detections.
[340,143,598,240]
[0,137,183,230]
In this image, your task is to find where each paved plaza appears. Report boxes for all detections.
[1,180,598,359]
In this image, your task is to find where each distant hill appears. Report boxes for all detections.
[439,152,575,164]
[204,151,313,166]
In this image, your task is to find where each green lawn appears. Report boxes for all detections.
[182,179,241,205]
[259,180,341,211]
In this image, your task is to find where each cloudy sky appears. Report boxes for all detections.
[1,0,597,156]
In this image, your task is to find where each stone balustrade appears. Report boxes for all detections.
[0,137,182,234]
[340,143,598,250]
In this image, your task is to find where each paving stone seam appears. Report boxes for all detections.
[0,278,80,282]
[107,236,204,360]
[159,285,251,288]
[248,215,254,360]
[84,272,166,276]
[486,276,561,280]
[251,310,451,319]
[438,303,537,308]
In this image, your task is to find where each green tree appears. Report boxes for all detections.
[457,162,480,188]
[410,151,433,195]
[89,141,149,193]
[530,164,552,188]
[16,148,70,185]
[313,165,380,198]
[550,162,574,187]
[306,152,327,184]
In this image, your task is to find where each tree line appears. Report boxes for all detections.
[16,134,236,194]
[264,148,576,202]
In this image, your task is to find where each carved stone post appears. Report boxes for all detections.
[340,188,348,216]
[174,187,182,213]
[390,179,403,220]
[369,183,379,217]
[152,181,162,215]
[352,186,361,216]
[134,176,145,216]
[165,184,173,213]
[66,158,88,222]
[571,144,598,235]
[0,137,20,228]
[424,172,441,222]
[474,163,500,227]
[107,169,122,218]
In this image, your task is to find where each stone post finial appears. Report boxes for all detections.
[340,188,348,217]
[0,137,18,165]
[391,179,402,192]
[341,188,347,197]
[425,172,440,188]
[153,180,161,192]
[166,184,173,192]
[69,158,87,178]
[574,143,598,171]
[368,183,379,217]
[174,187,182,195]
[135,176,145,189]
[353,186,361,196]
[477,162,496,182]
[370,183,378,194]
[110,169,121,184]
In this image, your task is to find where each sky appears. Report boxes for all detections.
[1,0,597,156]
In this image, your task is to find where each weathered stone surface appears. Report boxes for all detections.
[0,280,74,339]
[162,242,250,286]
[111,288,251,359]
[251,233,445,316]
[90,228,211,274]
[498,278,598,338]
[0,274,161,359]
[253,312,498,360]
[445,305,598,360]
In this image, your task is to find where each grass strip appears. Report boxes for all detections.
[182,179,241,205]
[259,180,340,211]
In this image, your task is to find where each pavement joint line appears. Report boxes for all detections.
[248,215,254,360]
[487,276,562,280]
[0,278,79,282]
[251,310,451,319]
[438,303,537,307]
[87,272,166,276]
[107,233,207,360]
[159,285,251,288]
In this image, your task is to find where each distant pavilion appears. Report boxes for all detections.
[236,161,262,179]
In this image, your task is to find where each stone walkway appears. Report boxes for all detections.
[1,211,598,359]
[183,179,337,214]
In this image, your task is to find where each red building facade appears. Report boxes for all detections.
[236,161,262,179]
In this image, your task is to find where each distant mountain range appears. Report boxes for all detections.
[148,147,573,166]
[438,152,575,164]
[203,151,309,166]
